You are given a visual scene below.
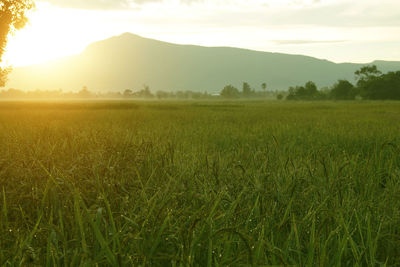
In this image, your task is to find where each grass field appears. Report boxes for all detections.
[0,100,399,266]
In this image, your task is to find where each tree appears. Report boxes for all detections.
[286,86,301,100]
[78,86,92,98]
[0,0,35,86]
[242,82,253,97]
[220,85,240,98]
[156,90,171,99]
[135,85,154,98]
[355,65,381,88]
[0,67,10,87]
[378,71,400,100]
[286,81,321,100]
[330,80,356,100]
[352,65,400,100]
[123,89,133,97]
[304,81,318,97]
[142,85,153,98]
[361,71,400,100]
[355,65,381,79]
[261,83,267,91]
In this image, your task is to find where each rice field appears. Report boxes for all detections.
[0,100,399,266]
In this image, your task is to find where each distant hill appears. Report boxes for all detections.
[7,33,400,92]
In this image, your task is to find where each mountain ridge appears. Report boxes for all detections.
[7,33,400,92]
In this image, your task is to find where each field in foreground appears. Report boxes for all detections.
[0,101,399,266]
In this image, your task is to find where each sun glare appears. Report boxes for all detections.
[2,2,119,67]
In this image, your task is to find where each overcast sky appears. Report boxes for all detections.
[4,0,400,66]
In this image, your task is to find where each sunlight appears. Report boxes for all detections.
[2,2,120,67]
[4,3,70,66]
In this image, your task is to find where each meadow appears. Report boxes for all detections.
[0,100,399,266]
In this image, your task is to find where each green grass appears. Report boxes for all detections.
[0,100,399,266]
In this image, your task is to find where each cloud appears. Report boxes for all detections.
[41,0,161,10]
[274,40,347,45]
[184,0,400,29]
[41,0,205,10]
[39,0,400,29]
[278,1,400,28]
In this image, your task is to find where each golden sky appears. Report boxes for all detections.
[3,0,400,66]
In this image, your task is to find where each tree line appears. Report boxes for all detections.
[0,86,216,100]
[1,65,399,100]
[0,82,275,100]
[285,65,400,101]
[219,82,278,99]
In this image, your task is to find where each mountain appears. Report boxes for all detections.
[7,33,400,92]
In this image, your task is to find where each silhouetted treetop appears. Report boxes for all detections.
[221,85,240,98]
[330,80,357,100]
[0,0,34,86]
[354,65,382,87]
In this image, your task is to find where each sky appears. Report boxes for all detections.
[3,0,400,66]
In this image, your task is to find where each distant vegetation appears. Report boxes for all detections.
[219,82,275,99]
[1,65,399,101]
[0,86,216,100]
[286,65,400,101]
[0,83,275,100]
